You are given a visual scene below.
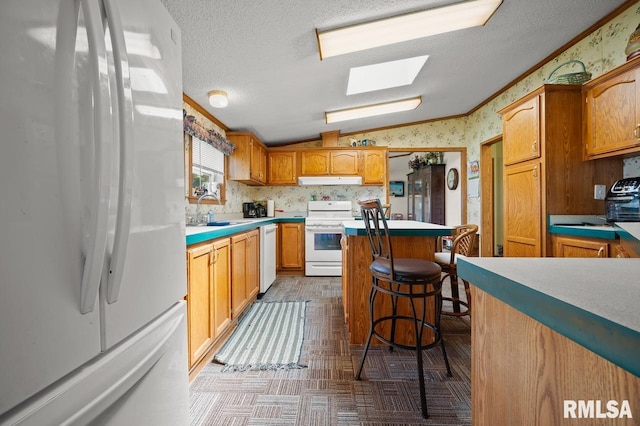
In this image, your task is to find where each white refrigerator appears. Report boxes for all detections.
[0,0,189,424]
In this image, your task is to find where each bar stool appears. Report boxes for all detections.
[435,224,478,317]
[355,199,452,419]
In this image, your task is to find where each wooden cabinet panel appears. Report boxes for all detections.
[300,151,330,175]
[277,222,304,271]
[503,161,541,257]
[552,235,610,258]
[503,95,540,165]
[584,65,640,158]
[330,150,359,175]
[250,140,267,183]
[231,230,259,318]
[268,151,297,184]
[227,132,267,185]
[212,238,231,337]
[186,243,214,368]
[361,150,386,185]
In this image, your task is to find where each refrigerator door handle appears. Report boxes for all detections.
[104,0,135,304]
[80,0,114,314]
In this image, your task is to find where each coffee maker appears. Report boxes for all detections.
[243,202,257,218]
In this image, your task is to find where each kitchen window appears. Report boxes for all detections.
[184,133,226,204]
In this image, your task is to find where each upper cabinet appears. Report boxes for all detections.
[299,150,359,176]
[583,58,640,159]
[503,95,540,165]
[268,151,297,185]
[227,132,267,185]
[361,150,386,185]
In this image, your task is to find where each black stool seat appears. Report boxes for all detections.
[371,257,441,281]
[355,199,452,420]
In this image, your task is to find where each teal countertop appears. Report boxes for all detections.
[185,216,305,245]
[458,257,640,377]
[341,220,454,237]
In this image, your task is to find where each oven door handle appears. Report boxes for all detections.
[306,225,343,232]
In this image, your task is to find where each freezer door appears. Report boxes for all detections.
[99,0,187,349]
[0,0,109,414]
[0,302,188,426]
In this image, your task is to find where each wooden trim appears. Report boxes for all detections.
[183,93,229,132]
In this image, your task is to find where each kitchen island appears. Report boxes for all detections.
[341,220,454,346]
[458,256,640,424]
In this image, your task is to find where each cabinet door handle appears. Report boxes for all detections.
[532,139,537,152]
[634,124,640,139]
[209,249,216,265]
[597,246,604,258]
[532,165,538,178]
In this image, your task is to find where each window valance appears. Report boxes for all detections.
[183,110,235,156]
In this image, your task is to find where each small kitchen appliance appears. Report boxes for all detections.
[605,177,640,222]
[243,202,258,218]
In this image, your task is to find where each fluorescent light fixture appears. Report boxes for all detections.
[325,96,421,124]
[208,90,228,108]
[347,55,429,95]
[317,0,502,59]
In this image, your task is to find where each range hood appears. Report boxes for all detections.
[297,176,362,186]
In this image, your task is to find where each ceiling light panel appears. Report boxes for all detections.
[325,96,422,124]
[317,0,503,59]
[347,55,429,95]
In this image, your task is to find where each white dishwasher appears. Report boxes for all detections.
[259,223,277,295]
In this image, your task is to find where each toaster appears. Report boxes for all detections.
[605,177,640,222]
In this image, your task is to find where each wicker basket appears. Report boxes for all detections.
[544,60,592,85]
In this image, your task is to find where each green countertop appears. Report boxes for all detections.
[341,220,454,237]
[185,216,305,245]
[458,257,640,377]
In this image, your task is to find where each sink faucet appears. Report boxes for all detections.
[196,192,220,223]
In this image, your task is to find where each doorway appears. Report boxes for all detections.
[480,136,503,257]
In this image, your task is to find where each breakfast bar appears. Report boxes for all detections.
[458,256,640,424]
[340,220,454,345]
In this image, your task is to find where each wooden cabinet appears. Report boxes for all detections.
[330,150,359,175]
[231,229,259,317]
[300,150,359,176]
[361,150,386,185]
[499,85,622,257]
[503,161,542,256]
[583,58,640,159]
[552,235,613,258]
[227,132,267,185]
[300,150,330,175]
[503,95,540,165]
[268,151,297,185]
[277,221,305,273]
[406,165,445,225]
[186,238,231,369]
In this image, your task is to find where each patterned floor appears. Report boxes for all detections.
[190,276,471,425]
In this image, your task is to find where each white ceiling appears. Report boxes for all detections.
[161,0,629,146]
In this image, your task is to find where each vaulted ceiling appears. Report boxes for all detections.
[162,0,630,145]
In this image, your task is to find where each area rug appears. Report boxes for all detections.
[213,300,308,371]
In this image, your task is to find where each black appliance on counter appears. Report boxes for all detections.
[243,202,257,218]
[243,202,267,218]
[605,177,640,222]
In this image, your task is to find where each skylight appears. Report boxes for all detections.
[347,55,429,95]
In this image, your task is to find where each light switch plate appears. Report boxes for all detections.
[594,184,606,200]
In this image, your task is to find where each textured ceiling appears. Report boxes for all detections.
[161,0,629,145]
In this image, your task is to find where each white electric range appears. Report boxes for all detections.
[305,201,353,276]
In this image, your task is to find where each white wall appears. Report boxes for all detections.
[442,152,461,226]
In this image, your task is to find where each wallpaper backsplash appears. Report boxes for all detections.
[186,1,640,221]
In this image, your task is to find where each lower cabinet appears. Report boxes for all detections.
[277,222,305,273]
[231,229,260,318]
[552,235,616,258]
[186,238,231,369]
